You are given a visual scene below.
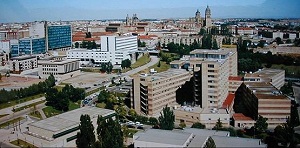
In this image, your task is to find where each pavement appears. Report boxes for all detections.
[122,56,159,77]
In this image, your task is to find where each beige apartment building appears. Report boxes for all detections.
[236,82,291,128]
[188,48,238,108]
[9,55,38,74]
[131,69,193,116]
[244,68,285,89]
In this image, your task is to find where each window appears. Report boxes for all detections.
[196,64,201,67]
[208,64,214,68]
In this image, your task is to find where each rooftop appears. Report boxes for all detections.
[212,135,266,147]
[244,82,288,100]
[141,69,190,82]
[134,129,193,146]
[11,55,37,60]
[244,68,284,79]
[29,107,115,132]
[38,58,80,65]
[229,76,243,81]
[222,93,235,109]
[233,113,254,121]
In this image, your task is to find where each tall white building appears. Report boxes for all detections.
[29,22,46,38]
[67,35,138,65]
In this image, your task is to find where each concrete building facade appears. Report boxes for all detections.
[38,57,80,81]
[27,107,115,147]
[67,35,138,65]
[131,69,193,116]
[9,55,38,73]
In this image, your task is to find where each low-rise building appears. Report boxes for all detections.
[133,128,265,148]
[174,106,230,128]
[9,55,38,74]
[235,82,291,128]
[38,56,80,81]
[131,69,193,116]
[26,107,115,147]
[244,68,285,89]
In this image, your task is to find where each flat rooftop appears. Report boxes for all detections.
[134,129,192,146]
[11,55,37,60]
[244,82,288,100]
[38,59,80,65]
[244,68,284,78]
[29,107,115,132]
[212,135,266,147]
[190,49,229,55]
[141,69,190,81]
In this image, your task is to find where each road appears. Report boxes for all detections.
[0,103,46,125]
[122,56,159,77]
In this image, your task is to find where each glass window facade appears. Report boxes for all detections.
[47,25,71,50]
[10,44,19,57]
[18,38,46,56]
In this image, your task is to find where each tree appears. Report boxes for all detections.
[76,114,95,148]
[97,116,123,148]
[179,122,186,129]
[199,28,207,35]
[255,115,268,133]
[106,62,113,74]
[286,39,292,44]
[212,39,219,49]
[213,118,223,130]
[275,37,284,45]
[157,60,161,67]
[115,106,127,118]
[92,41,97,49]
[148,117,158,126]
[204,137,216,148]
[100,63,107,73]
[86,32,92,38]
[98,90,110,103]
[191,122,206,129]
[0,73,2,81]
[75,42,79,48]
[158,106,175,130]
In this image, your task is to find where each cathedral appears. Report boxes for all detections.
[194,5,212,28]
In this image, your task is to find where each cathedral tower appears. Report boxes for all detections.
[205,5,212,28]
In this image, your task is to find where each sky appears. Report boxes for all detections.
[0,0,300,23]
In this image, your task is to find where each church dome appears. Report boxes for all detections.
[205,6,211,14]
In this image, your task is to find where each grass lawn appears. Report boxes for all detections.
[267,64,300,77]
[0,117,25,128]
[54,85,64,92]
[122,54,150,73]
[81,68,101,73]
[0,93,44,110]
[42,106,62,118]
[13,100,46,112]
[29,111,42,119]
[11,139,37,148]
[140,61,170,74]
[127,129,139,138]
[96,102,106,108]
[86,87,101,97]
[43,101,80,118]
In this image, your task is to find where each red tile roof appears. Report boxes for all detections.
[233,113,253,121]
[228,76,243,81]
[222,93,235,109]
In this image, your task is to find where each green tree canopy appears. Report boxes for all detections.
[204,137,216,148]
[255,115,268,133]
[76,114,95,148]
[75,42,79,48]
[191,122,206,129]
[97,116,123,148]
[158,106,175,130]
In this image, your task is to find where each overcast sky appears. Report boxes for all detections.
[0,0,299,23]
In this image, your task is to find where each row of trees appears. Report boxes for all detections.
[222,36,232,45]
[76,115,123,148]
[0,74,55,104]
[75,41,97,49]
[45,84,85,111]
[100,62,113,74]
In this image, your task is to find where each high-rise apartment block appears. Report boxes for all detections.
[132,69,193,116]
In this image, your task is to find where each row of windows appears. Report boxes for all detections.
[43,68,57,71]
[43,65,57,67]
[43,72,58,75]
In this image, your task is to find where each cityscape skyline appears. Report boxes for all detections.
[1,0,300,23]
